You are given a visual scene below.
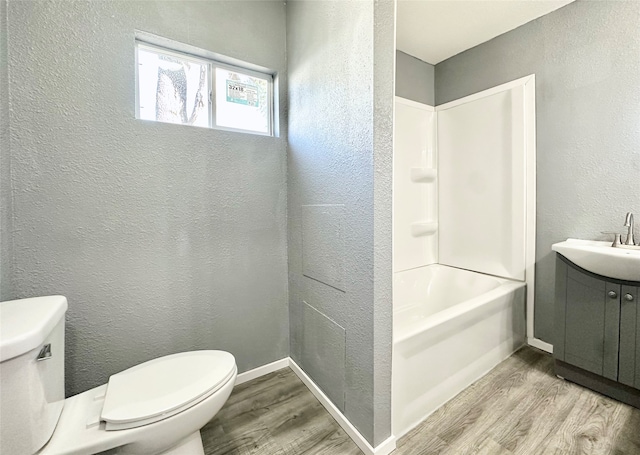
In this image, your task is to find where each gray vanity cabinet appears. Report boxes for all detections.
[554,258,620,380]
[555,254,640,407]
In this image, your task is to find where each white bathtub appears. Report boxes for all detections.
[392,264,526,437]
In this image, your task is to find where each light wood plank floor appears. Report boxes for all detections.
[202,348,640,455]
[202,368,362,455]
[395,347,640,455]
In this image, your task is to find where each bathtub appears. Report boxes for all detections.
[392,264,526,437]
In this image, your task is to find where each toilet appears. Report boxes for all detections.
[0,296,237,455]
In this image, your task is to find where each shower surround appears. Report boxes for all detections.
[392,76,536,437]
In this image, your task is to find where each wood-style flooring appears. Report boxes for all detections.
[201,347,640,455]
[395,347,640,455]
[202,368,361,455]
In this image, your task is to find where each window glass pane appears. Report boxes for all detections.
[137,47,209,128]
[215,68,270,134]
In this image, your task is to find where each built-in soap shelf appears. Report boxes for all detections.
[411,221,438,237]
[410,167,437,183]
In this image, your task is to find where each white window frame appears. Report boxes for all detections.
[135,41,274,137]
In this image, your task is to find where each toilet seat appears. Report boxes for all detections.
[101,350,236,431]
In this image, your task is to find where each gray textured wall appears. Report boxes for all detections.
[435,0,640,344]
[372,1,394,444]
[287,0,393,446]
[1,0,12,301]
[5,0,289,396]
[396,50,435,105]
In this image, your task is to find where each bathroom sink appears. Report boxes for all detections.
[552,239,640,282]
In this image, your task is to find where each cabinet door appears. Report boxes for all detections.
[554,258,568,361]
[603,282,621,381]
[619,286,639,387]
[563,265,620,379]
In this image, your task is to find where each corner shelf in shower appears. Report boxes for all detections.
[411,221,438,237]
[410,167,437,183]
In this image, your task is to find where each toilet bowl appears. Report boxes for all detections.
[0,296,237,455]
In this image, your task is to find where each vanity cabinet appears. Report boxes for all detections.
[554,254,640,406]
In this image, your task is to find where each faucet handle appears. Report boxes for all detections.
[601,231,624,247]
[614,233,623,247]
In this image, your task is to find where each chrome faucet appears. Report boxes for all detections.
[603,212,639,249]
[624,212,636,246]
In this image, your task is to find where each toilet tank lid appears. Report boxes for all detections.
[0,296,68,362]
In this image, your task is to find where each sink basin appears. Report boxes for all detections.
[552,239,640,282]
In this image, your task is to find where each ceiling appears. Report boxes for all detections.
[397,0,575,65]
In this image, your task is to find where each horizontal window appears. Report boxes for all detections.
[135,41,274,136]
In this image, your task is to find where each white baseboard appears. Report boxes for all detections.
[528,337,553,354]
[235,358,290,385]
[288,358,396,455]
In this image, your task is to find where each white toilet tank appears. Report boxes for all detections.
[0,296,68,455]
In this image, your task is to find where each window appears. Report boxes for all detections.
[215,67,270,134]
[135,42,274,136]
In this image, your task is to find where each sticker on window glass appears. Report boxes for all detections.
[226,80,259,107]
